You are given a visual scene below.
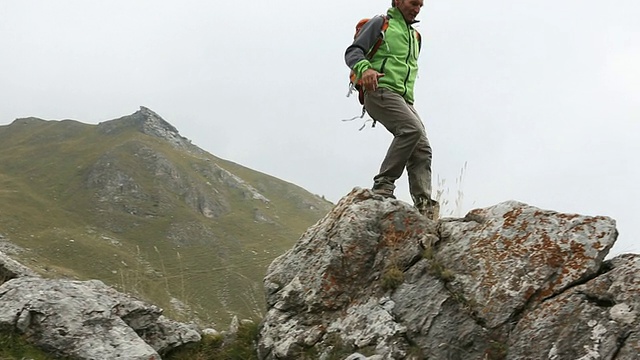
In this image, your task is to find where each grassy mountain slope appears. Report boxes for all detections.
[0,107,333,327]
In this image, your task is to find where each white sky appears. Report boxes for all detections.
[1,0,638,257]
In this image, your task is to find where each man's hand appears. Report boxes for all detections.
[361,69,385,92]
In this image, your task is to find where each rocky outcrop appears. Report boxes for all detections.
[0,253,201,359]
[97,107,187,150]
[258,188,638,359]
[85,142,232,221]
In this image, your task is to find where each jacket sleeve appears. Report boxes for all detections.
[344,15,386,81]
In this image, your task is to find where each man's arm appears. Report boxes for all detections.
[344,15,386,81]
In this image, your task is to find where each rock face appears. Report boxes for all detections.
[508,254,640,359]
[258,188,638,359]
[0,254,200,359]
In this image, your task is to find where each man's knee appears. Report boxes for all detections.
[397,124,423,143]
[413,141,432,162]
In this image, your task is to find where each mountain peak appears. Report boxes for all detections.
[136,106,180,139]
[97,107,191,149]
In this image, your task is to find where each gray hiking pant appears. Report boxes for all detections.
[364,88,433,204]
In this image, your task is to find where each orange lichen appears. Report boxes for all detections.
[379,214,419,248]
[321,272,339,294]
[557,213,579,221]
[502,208,524,228]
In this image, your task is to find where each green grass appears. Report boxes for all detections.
[381,266,405,291]
[165,321,259,360]
[423,247,455,283]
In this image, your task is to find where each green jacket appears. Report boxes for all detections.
[345,7,421,104]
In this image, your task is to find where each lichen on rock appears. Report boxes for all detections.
[258,188,635,360]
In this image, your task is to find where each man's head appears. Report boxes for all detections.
[393,0,423,23]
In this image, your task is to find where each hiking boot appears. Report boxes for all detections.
[416,199,440,220]
[372,188,396,199]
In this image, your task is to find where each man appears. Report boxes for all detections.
[345,0,438,219]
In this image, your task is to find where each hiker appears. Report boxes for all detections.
[344,0,439,219]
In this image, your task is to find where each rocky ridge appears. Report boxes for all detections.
[258,188,639,359]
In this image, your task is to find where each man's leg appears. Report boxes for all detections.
[406,104,433,203]
[405,104,439,219]
[364,89,424,197]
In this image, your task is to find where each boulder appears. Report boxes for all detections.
[438,200,617,328]
[0,275,200,359]
[258,188,629,359]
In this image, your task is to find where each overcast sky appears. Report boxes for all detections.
[1,0,638,257]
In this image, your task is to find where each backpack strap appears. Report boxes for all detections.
[367,16,389,59]
[346,15,389,127]
[360,16,389,99]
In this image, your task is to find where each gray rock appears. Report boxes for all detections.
[259,188,441,359]
[345,353,384,360]
[438,200,617,328]
[391,260,489,359]
[0,235,27,256]
[0,276,200,359]
[508,254,640,359]
[258,188,633,360]
[0,250,38,283]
